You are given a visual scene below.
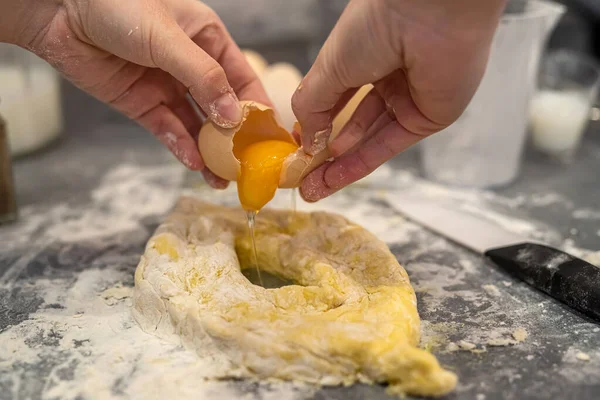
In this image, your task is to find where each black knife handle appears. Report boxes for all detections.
[485,242,600,322]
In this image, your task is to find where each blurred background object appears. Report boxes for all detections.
[420,0,565,188]
[0,44,64,157]
[203,0,322,72]
[1,0,599,197]
[530,49,600,162]
[0,111,17,223]
[548,0,600,58]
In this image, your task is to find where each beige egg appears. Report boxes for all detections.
[242,50,268,77]
[198,101,329,189]
[262,63,304,132]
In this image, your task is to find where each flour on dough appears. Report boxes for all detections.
[133,197,456,397]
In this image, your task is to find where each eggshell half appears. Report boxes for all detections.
[198,101,294,182]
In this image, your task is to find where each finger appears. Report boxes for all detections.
[137,104,204,171]
[373,70,447,137]
[300,109,393,203]
[292,1,399,154]
[300,162,336,203]
[202,168,229,190]
[329,89,386,157]
[172,0,271,106]
[189,18,271,105]
[107,68,209,167]
[301,120,424,202]
[152,25,243,129]
[171,95,204,142]
[291,63,345,155]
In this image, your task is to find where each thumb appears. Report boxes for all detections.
[153,26,243,128]
[291,0,399,154]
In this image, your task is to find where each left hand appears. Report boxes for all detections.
[2,0,271,187]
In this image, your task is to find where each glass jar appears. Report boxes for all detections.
[0,43,64,157]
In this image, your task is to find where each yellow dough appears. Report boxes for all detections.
[133,197,457,397]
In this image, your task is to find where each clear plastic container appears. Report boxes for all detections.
[419,0,564,188]
[0,43,64,157]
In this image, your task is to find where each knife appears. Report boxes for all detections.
[388,195,600,322]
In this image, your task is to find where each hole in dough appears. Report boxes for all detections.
[240,269,295,289]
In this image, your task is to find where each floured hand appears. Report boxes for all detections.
[0,0,270,188]
[292,0,507,201]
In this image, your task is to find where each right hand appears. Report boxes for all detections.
[292,0,507,201]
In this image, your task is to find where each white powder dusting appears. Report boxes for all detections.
[529,192,570,207]
[0,163,315,400]
[560,347,600,384]
[2,162,599,399]
[47,163,183,243]
[572,208,600,220]
[458,341,477,351]
[512,328,529,342]
[482,284,501,297]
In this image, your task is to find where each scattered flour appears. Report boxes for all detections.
[576,352,591,362]
[2,162,599,399]
[0,163,316,400]
[458,341,477,351]
[482,284,502,297]
[512,328,529,343]
[572,208,600,220]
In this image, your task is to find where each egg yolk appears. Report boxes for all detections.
[236,140,299,212]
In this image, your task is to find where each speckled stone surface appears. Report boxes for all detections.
[1,79,600,400]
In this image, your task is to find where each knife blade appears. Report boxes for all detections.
[388,195,600,322]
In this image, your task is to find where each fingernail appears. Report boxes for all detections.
[330,124,362,157]
[212,93,243,128]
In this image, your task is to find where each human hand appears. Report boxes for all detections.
[292,0,507,201]
[1,0,270,188]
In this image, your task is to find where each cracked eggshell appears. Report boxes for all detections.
[280,134,331,188]
[198,101,329,188]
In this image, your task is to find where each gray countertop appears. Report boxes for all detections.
[1,79,600,400]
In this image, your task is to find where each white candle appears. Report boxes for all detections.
[529,90,591,155]
[0,65,63,156]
